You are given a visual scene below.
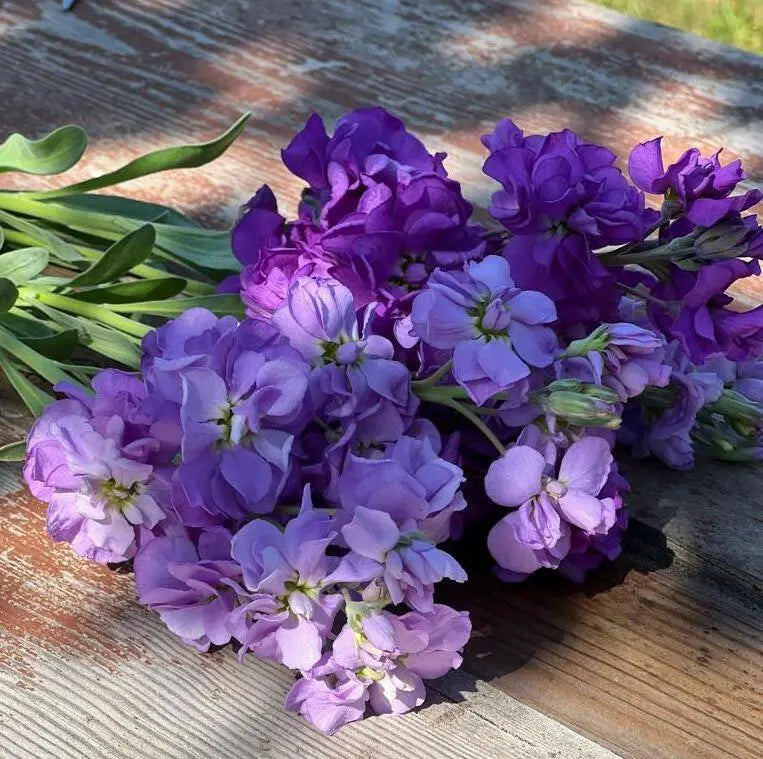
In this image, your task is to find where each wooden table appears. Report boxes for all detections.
[0,1,761,757]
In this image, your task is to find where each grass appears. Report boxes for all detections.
[591,0,762,53]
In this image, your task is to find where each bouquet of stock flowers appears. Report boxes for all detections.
[12,108,763,735]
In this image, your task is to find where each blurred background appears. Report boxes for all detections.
[593,0,760,52]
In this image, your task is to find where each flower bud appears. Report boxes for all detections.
[694,222,750,261]
[545,391,621,429]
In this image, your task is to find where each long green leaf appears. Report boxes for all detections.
[29,113,250,199]
[67,224,155,288]
[0,247,49,284]
[0,353,55,416]
[109,293,245,318]
[69,276,187,304]
[0,125,87,175]
[0,208,83,263]
[152,224,237,271]
[53,194,200,228]
[0,440,27,462]
[0,324,74,385]
[0,311,57,338]
[29,302,141,368]
[0,278,18,312]
[21,329,80,360]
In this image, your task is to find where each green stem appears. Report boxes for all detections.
[617,282,671,309]
[23,289,150,338]
[412,359,453,388]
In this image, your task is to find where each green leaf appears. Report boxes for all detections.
[153,224,237,271]
[0,247,49,284]
[69,276,187,304]
[30,113,250,199]
[0,440,27,462]
[21,329,80,360]
[0,311,57,338]
[29,302,141,368]
[0,324,75,385]
[67,224,155,288]
[0,278,18,311]
[52,194,199,228]
[0,352,55,417]
[0,208,83,263]
[109,293,245,318]
[0,125,87,175]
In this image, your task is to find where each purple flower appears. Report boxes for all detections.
[273,277,417,440]
[646,260,763,364]
[285,603,470,734]
[559,322,671,401]
[411,256,557,404]
[337,435,465,530]
[326,506,467,611]
[171,321,310,521]
[629,137,762,227]
[485,436,616,577]
[282,107,446,227]
[134,528,241,650]
[483,120,657,327]
[24,371,169,563]
[229,488,343,670]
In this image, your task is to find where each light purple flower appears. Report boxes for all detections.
[25,371,169,564]
[411,255,557,404]
[326,506,467,611]
[485,436,616,577]
[337,435,465,529]
[229,488,343,670]
[134,528,241,650]
[285,603,470,733]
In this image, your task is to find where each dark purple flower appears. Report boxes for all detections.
[629,137,762,227]
[648,260,763,363]
[482,119,657,327]
[25,371,169,563]
[134,528,241,651]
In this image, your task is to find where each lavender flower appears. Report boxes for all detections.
[285,603,470,734]
[326,506,467,611]
[24,371,169,563]
[229,488,343,670]
[485,435,616,577]
[411,255,557,404]
[134,528,241,650]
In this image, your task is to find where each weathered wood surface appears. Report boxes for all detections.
[0,1,762,757]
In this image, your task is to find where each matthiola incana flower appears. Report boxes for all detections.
[134,528,241,651]
[560,322,671,401]
[337,434,465,531]
[645,260,763,364]
[411,255,558,404]
[485,434,616,578]
[273,276,417,441]
[327,506,467,611]
[229,488,343,671]
[628,137,762,227]
[482,119,657,327]
[285,603,470,734]
[24,371,169,563]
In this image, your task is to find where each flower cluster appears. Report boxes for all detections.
[24,108,762,734]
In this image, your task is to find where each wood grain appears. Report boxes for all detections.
[0,1,762,757]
